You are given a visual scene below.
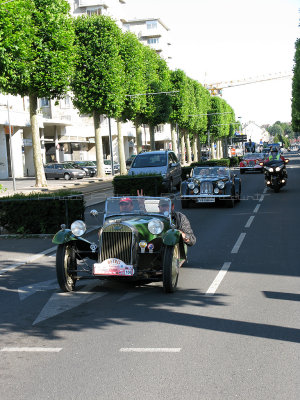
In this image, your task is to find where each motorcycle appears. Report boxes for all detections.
[260,159,289,192]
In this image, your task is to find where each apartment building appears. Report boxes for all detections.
[0,0,173,179]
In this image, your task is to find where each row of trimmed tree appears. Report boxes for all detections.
[292,38,300,135]
[0,0,237,186]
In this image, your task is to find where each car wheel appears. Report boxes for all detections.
[54,177,59,180]
[181,199,190,209]
[163,244,180,293]
[64,173,71,180]
[56,243,77,292]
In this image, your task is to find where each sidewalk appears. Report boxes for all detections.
[0,175,114,197]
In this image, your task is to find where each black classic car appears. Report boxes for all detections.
[181,166,241,208]
[52,196,187,293]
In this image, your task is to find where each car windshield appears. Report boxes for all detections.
[61,163,75,169]
[132,153,167,168]
[193,166,230,178]
[76,161,95,166]
[244,154,263,160]
[105,196,171,218]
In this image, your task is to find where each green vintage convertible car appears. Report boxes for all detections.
[52,196,187,293]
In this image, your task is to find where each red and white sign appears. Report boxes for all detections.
[93,258,134,276]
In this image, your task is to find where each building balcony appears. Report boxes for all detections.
[79,0,108,7]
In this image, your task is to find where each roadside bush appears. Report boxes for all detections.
[229,157,240,167]
[0,190,84,234]
[113,174,164,196]
[190,158,230,168]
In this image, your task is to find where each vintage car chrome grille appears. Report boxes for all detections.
[200,181,213,195]
[100,224,133,264]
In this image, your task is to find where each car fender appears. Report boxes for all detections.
[180,180,189,195]
[163,229,181,246]
[52,229,92,246]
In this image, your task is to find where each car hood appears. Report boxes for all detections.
[193,177,228,183]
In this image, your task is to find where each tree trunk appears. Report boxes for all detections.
[117,119,126,175]
[192,136,198,163]
[180,131,185,165]
[135,121,143,154]
[197,135,202,162]
[171,124,177,154]
[93,111,105,178]
[29,94,47,187]
[149,124,155,150]
[185,132,192,164]
[211,141,215,159]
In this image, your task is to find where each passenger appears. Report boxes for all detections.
[119,197,134,212]
[158,199,196,246]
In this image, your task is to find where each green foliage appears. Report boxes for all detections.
[292,38,300,133]
[113,174,164,196]
[0,191,85,234]
[208,97,235,140]
[72,15,126,117]
[0,184,7,193]
[191,158,230,167]
[0,0,75,98]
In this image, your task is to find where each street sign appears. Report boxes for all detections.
[232,135,247,143]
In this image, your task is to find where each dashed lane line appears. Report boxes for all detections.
[245,216,255,228]
[231,233,246,254]
[1,347,62,352]
[253,204,261,213]
[205,262,231,295]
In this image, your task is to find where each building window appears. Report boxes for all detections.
[40,98,49,107]
[147,20,157,30]
[87,7,102,16]
[147,38,159,45]
[61,95,71,109]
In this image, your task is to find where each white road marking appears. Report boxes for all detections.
[1,347,62,352]
[206,262,231,295]
[245,216,255,228]
[231,233,246,254]
[259,194,264,202]
[0,246,57,275]
[263,188,267,194]
[33,281,106,325]
[18,279,58,301]
[120,348,181,353]
[253,204,261,213]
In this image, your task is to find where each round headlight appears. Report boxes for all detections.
[188,182,195,189]
[193,187,199,194]
[214,188,219,194]
[275,166,281,171]
[217,180,225,189]
[269,167,274,172]
[148,219,164,235]
[71,220,86,237]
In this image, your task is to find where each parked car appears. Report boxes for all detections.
[104,159,120,174]
[53,196,187,293]
[44,163,85,180]
[128,150,181,192]
[180,166,241,208]
[67,161,97,177]
[239,153,265,174]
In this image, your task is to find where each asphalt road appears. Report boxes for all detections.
[0,156,299,400]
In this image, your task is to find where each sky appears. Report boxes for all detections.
[123,0,300,126]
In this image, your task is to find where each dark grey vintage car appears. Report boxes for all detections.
[52,196,187,293]
[181,166,241,208]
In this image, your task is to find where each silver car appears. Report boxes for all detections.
[44,163,85,180]
[128,151,182,192]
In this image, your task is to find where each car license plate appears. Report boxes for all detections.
[196,197,215,203]
[93,258,134,276]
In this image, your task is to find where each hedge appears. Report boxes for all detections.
[113,174,164,196]
[0,190,85,234]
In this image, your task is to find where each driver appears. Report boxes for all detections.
[119,197,134,212]
[158,199,196,247]
[266,146,285,162]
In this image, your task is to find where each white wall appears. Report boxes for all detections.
[0,127,8,179]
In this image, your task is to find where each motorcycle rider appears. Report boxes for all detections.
[265,146,285,162]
